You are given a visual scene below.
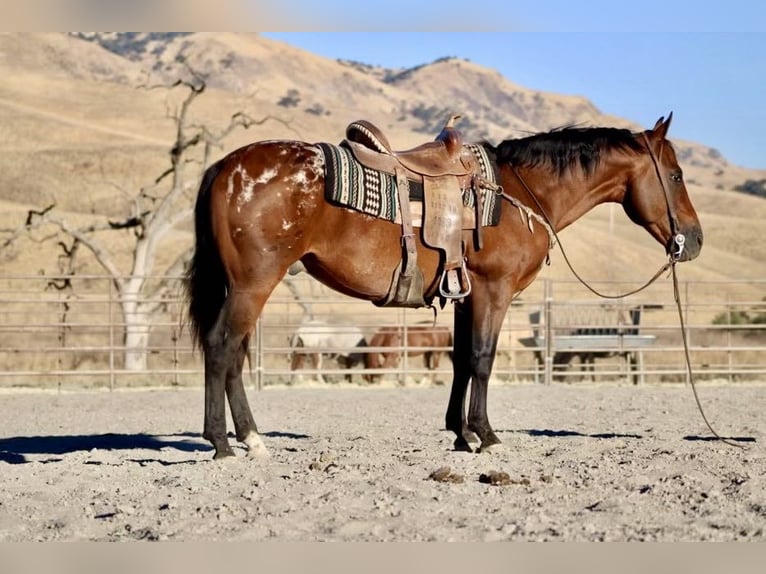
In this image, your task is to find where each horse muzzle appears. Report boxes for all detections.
[668,226,703,262]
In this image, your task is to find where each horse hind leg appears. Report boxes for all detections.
[226,338,269,458]
[202,305,241,459]
[204,287,271,459]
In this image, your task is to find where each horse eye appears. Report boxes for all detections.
[670,171,683,183]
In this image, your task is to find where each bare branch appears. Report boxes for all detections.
[9,66,290,371]
[107,212,151,231]
[24,208,124,290]
[25,204,55,226]
[140,248,193,316]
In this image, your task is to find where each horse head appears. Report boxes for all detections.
[622,113,703,262]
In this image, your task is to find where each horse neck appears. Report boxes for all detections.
[512,158,628,232]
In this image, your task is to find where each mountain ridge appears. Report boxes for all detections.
[0,32,764,288]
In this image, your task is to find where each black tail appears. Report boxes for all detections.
[185,161,227,350]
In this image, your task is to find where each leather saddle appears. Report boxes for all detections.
[341,115,481,307]
[344,115,476,182]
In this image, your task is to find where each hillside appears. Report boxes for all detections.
[1,32,764,291]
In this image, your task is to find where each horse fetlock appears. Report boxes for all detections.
[203,427,234,458]
[242,431,270,459]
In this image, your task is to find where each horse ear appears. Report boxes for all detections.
[652,112,673,139]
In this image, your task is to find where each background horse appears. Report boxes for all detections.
[363,324,453,384]
[185,113,702,459]
[288,319,367,384]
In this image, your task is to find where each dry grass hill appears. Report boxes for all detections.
[1,32,765,298]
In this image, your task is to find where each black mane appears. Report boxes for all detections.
[489,126,644,176]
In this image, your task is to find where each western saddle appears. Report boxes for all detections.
[341,115,484,308]
[345,116,476,179]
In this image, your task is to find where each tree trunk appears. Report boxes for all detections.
[121,280,148,371]
[123,319,149,371]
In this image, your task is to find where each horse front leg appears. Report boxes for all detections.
[466,286,512,453]
[466,339,502,452]
[445,300,478,451]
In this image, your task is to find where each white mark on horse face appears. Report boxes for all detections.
[282,219,293,231]
[232,227,242,238]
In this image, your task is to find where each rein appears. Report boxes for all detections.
[504,166,670,299]
[503,141,746,449]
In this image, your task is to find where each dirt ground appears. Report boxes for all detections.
[0,381,764,542]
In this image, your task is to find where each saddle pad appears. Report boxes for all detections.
[318,142,500,226]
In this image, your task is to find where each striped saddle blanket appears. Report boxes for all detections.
[317,142,501,227]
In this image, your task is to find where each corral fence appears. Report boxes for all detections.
[0,274,764,389]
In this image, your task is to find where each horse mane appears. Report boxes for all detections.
[488,126,644,177]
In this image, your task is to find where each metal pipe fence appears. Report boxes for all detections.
[0,274,764,389]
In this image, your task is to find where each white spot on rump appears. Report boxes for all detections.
[290,170,310,187]
[227,164,279,212]
[307,146,325,172]
[255,168,278,185]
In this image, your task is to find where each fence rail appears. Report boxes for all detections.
[0,274,764,389]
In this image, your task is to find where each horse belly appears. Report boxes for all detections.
[303,208,442,301]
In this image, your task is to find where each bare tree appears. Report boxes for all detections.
[3,75,287,370]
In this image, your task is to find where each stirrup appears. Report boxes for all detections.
[439,261,472,300]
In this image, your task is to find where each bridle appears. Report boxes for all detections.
[641,132,686,261]
[502,133,746,449]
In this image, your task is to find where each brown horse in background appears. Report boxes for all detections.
[363,324,453,384]
[185,114,702,459]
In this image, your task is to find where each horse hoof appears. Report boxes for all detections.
[453,437,473,453]
[213,448,236,460]
[243,431,271,459]
[477,441,504,454]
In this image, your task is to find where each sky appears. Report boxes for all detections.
[261,6,766,170]
[6,2,763,169]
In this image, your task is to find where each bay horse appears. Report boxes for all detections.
[363,324,453,384]
[185,113,702,459]
[288,319,368,384]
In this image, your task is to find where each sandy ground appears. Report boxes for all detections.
[0,381,764,542]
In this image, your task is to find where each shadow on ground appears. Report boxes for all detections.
[508,428,644,439]
[0,432,211,464]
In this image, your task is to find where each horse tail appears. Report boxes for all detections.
[185,161,227,351]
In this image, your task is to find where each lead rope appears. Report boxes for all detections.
[670,263,745,448]
[506,165,671,299]
[507,148,745,448]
